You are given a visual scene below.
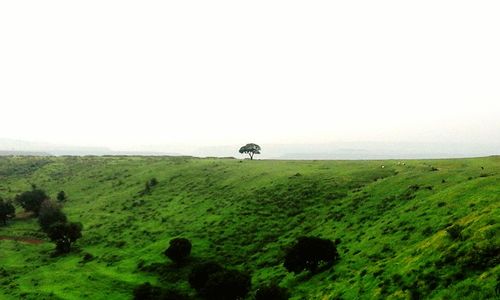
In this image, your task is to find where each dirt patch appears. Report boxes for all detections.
[0,236,45,244]
[14,211,35,220]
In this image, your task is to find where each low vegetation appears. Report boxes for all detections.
[0,155,498,299]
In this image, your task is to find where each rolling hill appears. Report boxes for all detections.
[0,156,498,299]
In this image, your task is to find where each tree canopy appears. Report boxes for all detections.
[0,198,15,226]
[239,143,261,160]
[46,221,83,253]
[15,188,48,216]
[38,200,67,232]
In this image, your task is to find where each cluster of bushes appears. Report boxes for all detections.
[1,185,49,226]
[38,199,82,254]
[15,185,48,216]
[135,236,339,299]
[12,186,82,254]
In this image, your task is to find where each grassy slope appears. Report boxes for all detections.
[0,156,498,299]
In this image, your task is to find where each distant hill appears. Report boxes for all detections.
[0,138,180,156]
[0,150,51,156]
[2,138,499,159]
[193,141,500,160]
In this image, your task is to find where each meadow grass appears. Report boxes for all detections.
[0,156,498,299]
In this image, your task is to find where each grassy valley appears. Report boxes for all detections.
[0,156,498,299]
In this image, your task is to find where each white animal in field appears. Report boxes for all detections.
[381,165,385,169]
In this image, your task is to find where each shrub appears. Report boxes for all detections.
[421,226,433,237]
[165,238,192,263]
[56,191,66,202]
[149,178,158,186]
[199,269,251,300]
[284,236,339,273]
[143,182,151,194]
[15,188,48,216]
[160,290,190,300]
[255,284,290,300]
[81,253,95,263]
[134,282,162,300]
[141,178,158,195]
[133,283,189,300]
[446,224,463,240]
[188,262,224,291]
[0,198,15,226]
[38,200,67,232]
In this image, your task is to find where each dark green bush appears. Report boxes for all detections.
[149,178,158,186]
[46,221,83,253]
[164,238,191,263]
[133,283,162,300]
[421,226,433,236]
[188,262,224,291]
[446,224,463,240]
[199,269,251,300]
[284,236,339,273]
[56,191,66,202]
[255,284,290,300]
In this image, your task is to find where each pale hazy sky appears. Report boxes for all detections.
[1,1,499,150]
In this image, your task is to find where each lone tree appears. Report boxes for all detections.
[15,187,48,216]
[46,221,83,253]
[164,238,192,263]
[239,143,261,160]
[0,198,15,226]
[284,236,339,274]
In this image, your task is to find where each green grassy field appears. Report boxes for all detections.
[0,156,498,299]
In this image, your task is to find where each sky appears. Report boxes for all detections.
[0,1,499,152]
